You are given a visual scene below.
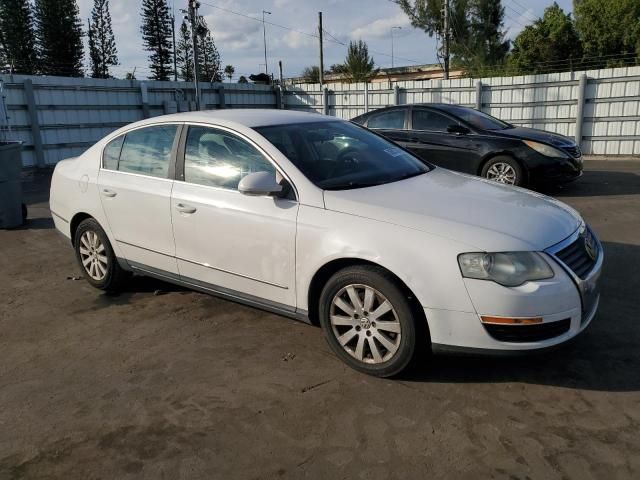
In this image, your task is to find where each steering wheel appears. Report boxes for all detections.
[328,148,360,177]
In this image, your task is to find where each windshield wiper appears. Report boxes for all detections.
[324,180,383,190]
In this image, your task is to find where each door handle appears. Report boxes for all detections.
[102,189,117,198]
[175,203,197,214]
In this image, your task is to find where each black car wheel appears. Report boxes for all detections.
[481,156,524,186]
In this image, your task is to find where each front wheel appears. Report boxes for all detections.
[74,218,129,291]
[318,265,418,377]
[481,156,524,186]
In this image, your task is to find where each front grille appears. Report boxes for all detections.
[562,145,582,158]
[484,318,571,342]
[554,228,598,279]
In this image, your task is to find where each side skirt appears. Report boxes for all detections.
[127,261,311,324]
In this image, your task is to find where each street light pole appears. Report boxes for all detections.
[262,10,271,75]
[391,26,402,68]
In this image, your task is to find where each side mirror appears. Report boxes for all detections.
[447,124,470,135]
[238,171,283,197]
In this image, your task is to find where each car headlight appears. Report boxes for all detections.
[458,252,554,287]
[523,140,568,158]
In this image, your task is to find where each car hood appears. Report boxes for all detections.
[493,126,575,147]
[323,169,582,252]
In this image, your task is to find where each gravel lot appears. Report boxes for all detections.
[1,160,639,479]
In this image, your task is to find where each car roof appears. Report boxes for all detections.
[139,108,342,128]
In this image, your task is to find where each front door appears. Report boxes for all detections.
[170,125,299,308]
[98,124,180,274]
[407,108,480,173]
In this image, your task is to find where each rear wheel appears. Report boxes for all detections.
[481,156,524,186]
[318,265,417,377]
[74,218,129,291]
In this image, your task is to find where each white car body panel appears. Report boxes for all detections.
[323,168,582,252]
[171,181,299,306]
[49,109,603,355]
[98,169,178,274]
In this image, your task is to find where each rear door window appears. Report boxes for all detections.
[117,125,178,178]
[367,110,406,130]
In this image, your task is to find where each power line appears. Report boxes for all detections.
[198,0,425,66]
[504,0,538,23]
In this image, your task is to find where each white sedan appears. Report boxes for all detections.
[50,110,603,377]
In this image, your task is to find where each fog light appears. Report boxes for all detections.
[480,315,543,325]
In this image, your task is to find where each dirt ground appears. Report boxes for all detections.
[1,160,639,479]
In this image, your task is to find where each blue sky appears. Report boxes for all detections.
[76,0,574,80]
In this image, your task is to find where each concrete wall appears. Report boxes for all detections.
[2,66,639,167]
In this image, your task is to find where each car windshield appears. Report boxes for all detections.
[254,121,430,190]
[444,106,511,131]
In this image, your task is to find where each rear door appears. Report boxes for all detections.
[407,107,481,173]
[98,124,181,274]
[364,108,410,144]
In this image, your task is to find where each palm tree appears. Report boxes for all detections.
[224,64,235,82]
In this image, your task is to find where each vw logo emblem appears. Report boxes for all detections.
[584,230,597,261]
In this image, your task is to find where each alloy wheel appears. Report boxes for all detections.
[79,230,108,281]
[486,162,517,185]
[330,284,402,364]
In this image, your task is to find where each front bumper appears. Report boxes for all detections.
[428,227,603,355]
[529,155,584,185]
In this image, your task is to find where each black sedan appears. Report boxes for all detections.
[351,104,583,187]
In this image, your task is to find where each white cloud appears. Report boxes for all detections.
[350,13,410,40]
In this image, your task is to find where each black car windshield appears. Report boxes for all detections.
[254,121,430,190]
[444,106,511,131]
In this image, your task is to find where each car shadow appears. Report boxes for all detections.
[400,240,640,392]
[540,168,640,198]
[14,216,54,230]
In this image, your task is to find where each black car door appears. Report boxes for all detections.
[364,108,410,144]
[407,107,482,173]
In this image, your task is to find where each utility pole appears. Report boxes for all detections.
[391,26,402,68]
[278,60,283,85]
[171,14,177,81]
[318,11,324,88]
[262,10,271,75]
[188,0,201,109]
[442,0,450,80]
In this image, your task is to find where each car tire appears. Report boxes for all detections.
[74,218,129,292]
[318,265,418,377]
[481,156,524,186]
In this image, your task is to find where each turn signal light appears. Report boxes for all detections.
[480,316,543,325]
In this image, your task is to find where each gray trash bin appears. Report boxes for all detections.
[0,142,25,229]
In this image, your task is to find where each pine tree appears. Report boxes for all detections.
[176,20,193,81]
[88,0,118,78]
[342,40,378,82]
[0,0,38,74]
[140,0,173,81]
[34,0,84,76]
[197,17,221,82]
